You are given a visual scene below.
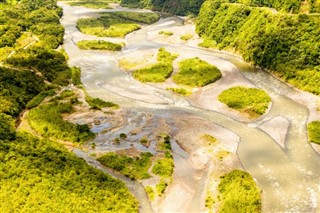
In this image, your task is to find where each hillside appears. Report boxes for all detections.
[197,0,320,95]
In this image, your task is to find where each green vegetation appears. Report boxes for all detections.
[77,13,142,38]
[112,11,160,24]
[97,152,153,180]
[120,0,205,15]
[307,121,320,144]
[27,102,95,143]
[145,186,155,201]
[71,66,81,85]
[166,87,191,96]
[153,135,174,177]
[197,1,320,95]
[202,134,219,146]
[26,90,55,109]
[66,0,113,9]
[133,48,178,82]
[159,31,173,36]
[205,191,215,210]
[85,95,119,110]
[77,40,122,51]
[0,132,138,212]
[156,178,170,196]
[173,57,222,87]
[0,1,138,211]
[218,170,261,213]
[180,33,193,41]
[218,86,271,117]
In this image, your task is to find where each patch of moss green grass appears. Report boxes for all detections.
[159,31,173,36]
[77,40,122,51]
[97,152,153,180]
[67,1,112,9]
[27,102,95,143]
[218,86,271,118]
[173,57,222,87]
[145,186,155,201]
[166,87,191,96]
[308,121,320,145]
[77,13,141,38]
[26,90,55,109]
[218,170,261,213]
[112,11,160,24]
[85,95,119,110]
[180,33,193,41]
[133,48,178,82]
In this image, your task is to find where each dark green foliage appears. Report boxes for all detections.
[112,11,160,24]
[152,155,174,177]
[6,47,71,85]
[71,66,81,85]
[308,121,320,144]
[133,48,178,82]
[85,96,119,109]
[98,152,153,180]
[218,86,271,117]
[120,0,204,15]
[26,90,55,109]
[0,132,138,212]
[77,40,122,51]
[27,102,95,143]
[197,2,320,95]
[173,57,222,87]
[218,170,261,213]
[0,113,16,140]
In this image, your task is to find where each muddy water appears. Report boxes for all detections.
[59,2,320,213]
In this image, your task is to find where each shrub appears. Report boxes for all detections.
[76,40,122,51]
[159,31,173,36]
[180,33,193,41]
[85,95,119,109]
[166,87,191,96]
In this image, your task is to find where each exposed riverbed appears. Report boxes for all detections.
[59,2,320,212]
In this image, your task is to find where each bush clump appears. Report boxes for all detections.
[218,170,261,213]
[308,121,320,145]
[77,40,122,51]
[173,57,222,87]
[218,86,271,117]
[97,152,153,180]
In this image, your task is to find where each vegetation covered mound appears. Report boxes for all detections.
[77,11,159,38]
[98,152,153,180]
[218,170,261,213]
[173,57,222,87]
[65,0,115,9]
[308,121,320,145]
[133,48,178,82]
[77,40,122,51]
[218,86,271,117]
[197,1,320,95]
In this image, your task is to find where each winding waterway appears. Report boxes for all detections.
[59,3,320,212]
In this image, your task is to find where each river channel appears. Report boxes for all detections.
[59,3,320,212]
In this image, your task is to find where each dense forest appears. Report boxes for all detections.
[120,0,204,15]
[197,1,320,95]
[0,0,138,211]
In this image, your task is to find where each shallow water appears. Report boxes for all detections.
[59,3,320,212]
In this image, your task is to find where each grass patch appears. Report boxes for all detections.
[145,186,155,201]
[201,134,219,146]
[218,170,261,213]
[85,95,119,110]
[66,1,112,9]
[112,11,160,24]
[159,31,173,36]
[132,48,178,82]
[166,87,191,96]
[0,47,14,62]
[173,57,222,87]
[14,32,36,49]
[308,121,320,145]
[77,13,141,38]
[77,40,122,51]
[26,90,55,109]
[156,178,170,196]
[71,66,82,85]
[218,86,271,117]
[97,152,153,180]
[152,154,174,177]
[180,33,193,41]
[27,102,95,143]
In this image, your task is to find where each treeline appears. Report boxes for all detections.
[120,0,204,15]
[197,1,320,95]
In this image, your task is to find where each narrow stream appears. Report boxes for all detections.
[59,3,320,212]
